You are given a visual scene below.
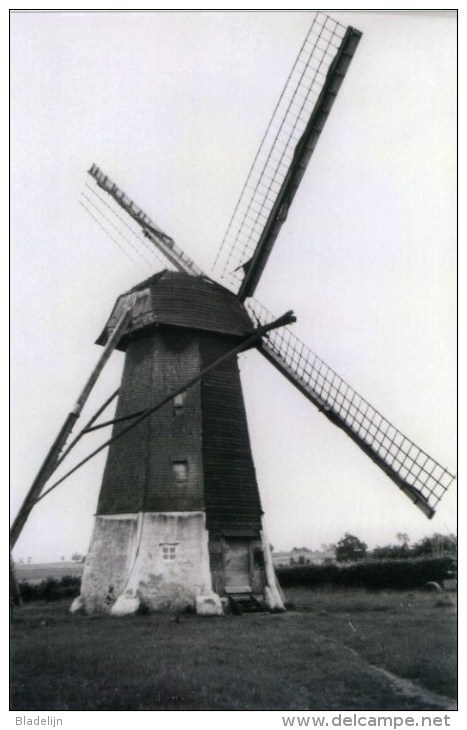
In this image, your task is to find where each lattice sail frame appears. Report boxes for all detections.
[213,12,349,293]
[246,299,454,518]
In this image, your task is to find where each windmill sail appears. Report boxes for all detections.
[213,13,361,298]
[87,164,204,277]
[246,298,454,518]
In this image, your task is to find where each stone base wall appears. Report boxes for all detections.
[79,511,214,614]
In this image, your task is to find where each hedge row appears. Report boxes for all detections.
[276,556,456,590]
[19,575,81,602]
[16,557,456,600]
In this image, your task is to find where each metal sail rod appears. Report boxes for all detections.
[238,25,362,301]
[87,164,205,277]
[17,311,296,518]
[10,305,132,550]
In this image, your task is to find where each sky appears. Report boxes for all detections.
[10,10,457,563]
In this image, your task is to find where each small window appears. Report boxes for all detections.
[253,548,265,569]
[161,544,177,561]
[172,460,188,481]
[173,392,185,415]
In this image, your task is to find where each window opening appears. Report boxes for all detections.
[161,544,177,561]
[174,392,185,415]
[172,460,188,481]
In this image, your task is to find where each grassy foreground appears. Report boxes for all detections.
[10,588,456,711]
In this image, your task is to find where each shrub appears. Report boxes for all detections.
[18,576,81,602]
[276,556,455,591]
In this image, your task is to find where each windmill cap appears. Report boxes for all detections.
[96,270,255,350]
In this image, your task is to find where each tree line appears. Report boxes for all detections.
[334,531,457,563]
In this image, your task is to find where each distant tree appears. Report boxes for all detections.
[71,553,84,562]
[396,532,410,547]
[371,544,406,560]
[335,533,368,562]
[27,557,32,564]
[411,533,457,558]
[371,533,409,560]
[369,532,457,561]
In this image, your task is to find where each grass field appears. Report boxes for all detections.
[10,586,456,711]
[14,562,84,584]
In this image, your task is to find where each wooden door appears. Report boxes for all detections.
[224,538,251,591]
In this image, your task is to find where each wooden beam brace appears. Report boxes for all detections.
[17,311,296,518]
[10,302,134,550]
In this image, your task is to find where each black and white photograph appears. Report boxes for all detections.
[10,7,457,718]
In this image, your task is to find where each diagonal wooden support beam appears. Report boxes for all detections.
[10,300,135,550]
[14,311,296,520]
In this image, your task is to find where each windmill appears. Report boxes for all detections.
[11,13,455,615]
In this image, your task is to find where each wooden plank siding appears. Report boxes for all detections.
[98,327,264,527]
[200,333,264,534]
[96,328,205,515]
[96,273,265,558]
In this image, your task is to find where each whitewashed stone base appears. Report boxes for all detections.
[195,593,223,616]
[76,511,218,615]
[261,530,286,611]
[69,595,85,614]
[264,585,285,611]
[110,590,141,616]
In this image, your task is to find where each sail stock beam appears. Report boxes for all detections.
[247,298,454,518]
[87,164,204,278]
[213,13,361,296]
[238,25,362,301]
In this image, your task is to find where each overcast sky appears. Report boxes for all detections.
[10,10,456,562]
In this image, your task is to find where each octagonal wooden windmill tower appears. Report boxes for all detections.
[11,13,455,615]
[79,270,289,614]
